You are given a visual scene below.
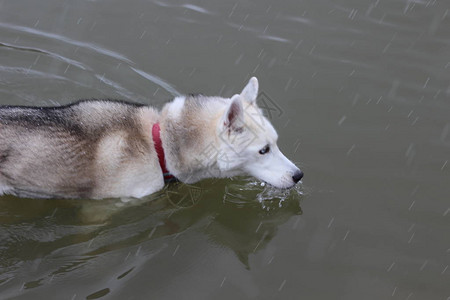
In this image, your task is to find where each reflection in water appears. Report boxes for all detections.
[0,179,303,296]
[215,180,303,267]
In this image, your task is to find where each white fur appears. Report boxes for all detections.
[168,96,186,119]
[93,131,164,198]
[243,145,300,188]
[240,77,258,103]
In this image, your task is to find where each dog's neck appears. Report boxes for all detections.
[159,96,233,183]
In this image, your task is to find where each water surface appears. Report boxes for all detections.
[1,0,449,299]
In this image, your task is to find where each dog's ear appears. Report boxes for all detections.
[240,77,259,104]
[223,95,244,130]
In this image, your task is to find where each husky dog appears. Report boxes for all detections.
[0,77,303,199]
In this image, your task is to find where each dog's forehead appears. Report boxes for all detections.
[244,105,278,142]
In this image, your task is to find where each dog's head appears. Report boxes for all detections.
[217,77,303,188]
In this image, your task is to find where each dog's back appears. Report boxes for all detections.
[0,100,162,199]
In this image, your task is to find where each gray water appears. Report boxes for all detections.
[1,0,449,299]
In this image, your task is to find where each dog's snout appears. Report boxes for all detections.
[292,170,304,183]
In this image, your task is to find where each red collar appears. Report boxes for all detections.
[152,123,175,182]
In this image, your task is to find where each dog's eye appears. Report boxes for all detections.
[259,145,270,155]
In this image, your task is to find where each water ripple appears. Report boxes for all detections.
[224,179,303,211]
[0,66,68,80]
[0,42,91,71]
[130,67,181,97]
[0,22,182,100]
[0,22,134,65]
[95,74,139,100]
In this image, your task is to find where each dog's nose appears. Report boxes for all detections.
[292,170,304,183]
